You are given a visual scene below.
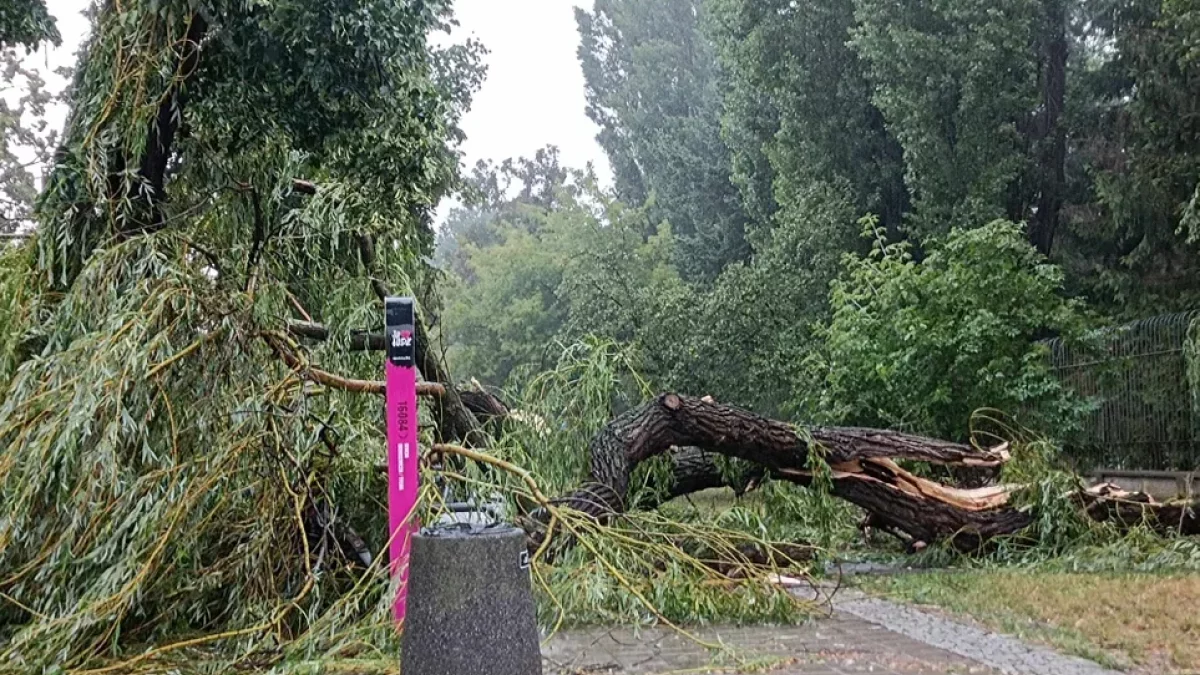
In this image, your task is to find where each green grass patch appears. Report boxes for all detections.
[860,570,1200,672]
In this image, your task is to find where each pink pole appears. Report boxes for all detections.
[385,297,419,626]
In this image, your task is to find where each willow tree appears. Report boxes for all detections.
[0,0,482,669]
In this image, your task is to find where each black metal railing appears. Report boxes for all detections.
[1045,311,1200,471]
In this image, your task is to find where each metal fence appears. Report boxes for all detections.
[1046,310,1200,471]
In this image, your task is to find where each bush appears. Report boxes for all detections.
[815,219,1089,441]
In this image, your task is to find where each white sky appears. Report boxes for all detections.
[24,0,611,222]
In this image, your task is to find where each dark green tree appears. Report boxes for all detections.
[818,220,1088,441]
[708,0,908,239]
[577,0,749,282]
[1060,0,1200,313]
[0,0,59,48]
[852,0,1050,247]
[686,184,862,416]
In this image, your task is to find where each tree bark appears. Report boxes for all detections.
[287,319,385,352]
[1082,483,1200,536]
[533,393,1200,552]
[124,13,208,235]
[1029,0,1068,256]
[459,389,510,422]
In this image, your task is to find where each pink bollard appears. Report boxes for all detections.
[385,297,419,626]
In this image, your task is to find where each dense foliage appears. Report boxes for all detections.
[0,0,486,670]
[577,0,750,282]
[0,0,58,48]
[442,0,1200,441]
[818,220,1089,441]
[2,0,1200,670]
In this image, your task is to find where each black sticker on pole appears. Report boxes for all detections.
[385,297,416,368]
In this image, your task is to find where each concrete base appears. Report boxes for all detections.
[1090,468,1196,500]
[400,524,542,675]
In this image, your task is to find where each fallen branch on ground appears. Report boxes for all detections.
[522,393,1200,552]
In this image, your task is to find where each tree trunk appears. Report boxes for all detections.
[287,319,386,352]
[531,394,1200,552]
[125,13,208,235]
[1029,0,1068,257]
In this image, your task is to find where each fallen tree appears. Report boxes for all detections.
[522,393,1200,551]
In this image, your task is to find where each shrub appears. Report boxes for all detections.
[815,219,1089,441]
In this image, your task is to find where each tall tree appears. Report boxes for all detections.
[1037,0,1200,314]
[852,0,1048,247]
[708,0,908,240]
[577,0,749,282]
[1032,0,1071,256]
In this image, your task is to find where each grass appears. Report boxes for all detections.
[860,570,1200,673]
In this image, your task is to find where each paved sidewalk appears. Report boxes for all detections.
[543,614,998,674]
[542,589,1121,675]
[834,591,1118,675]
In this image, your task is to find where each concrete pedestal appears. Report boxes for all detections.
[400,523,542,675]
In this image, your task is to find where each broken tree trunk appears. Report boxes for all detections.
[1081,483,1200,536]
[534,393,1200,551]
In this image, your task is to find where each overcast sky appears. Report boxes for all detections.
[27,0,611,220]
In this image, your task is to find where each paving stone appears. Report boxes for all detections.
[831,590,1120,675]
[543,585,1124,675]
[543,617,1000,674]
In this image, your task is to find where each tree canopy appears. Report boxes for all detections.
[577,0,750,281]
[0,0,483,668]
[439,0,1200,433]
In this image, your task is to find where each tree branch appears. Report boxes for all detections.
[262,331,443,397]
[287,320,385,352]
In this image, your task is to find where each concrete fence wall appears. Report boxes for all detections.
[1089,468,1197,501]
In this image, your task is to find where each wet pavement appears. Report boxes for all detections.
[543,587,1120,675]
